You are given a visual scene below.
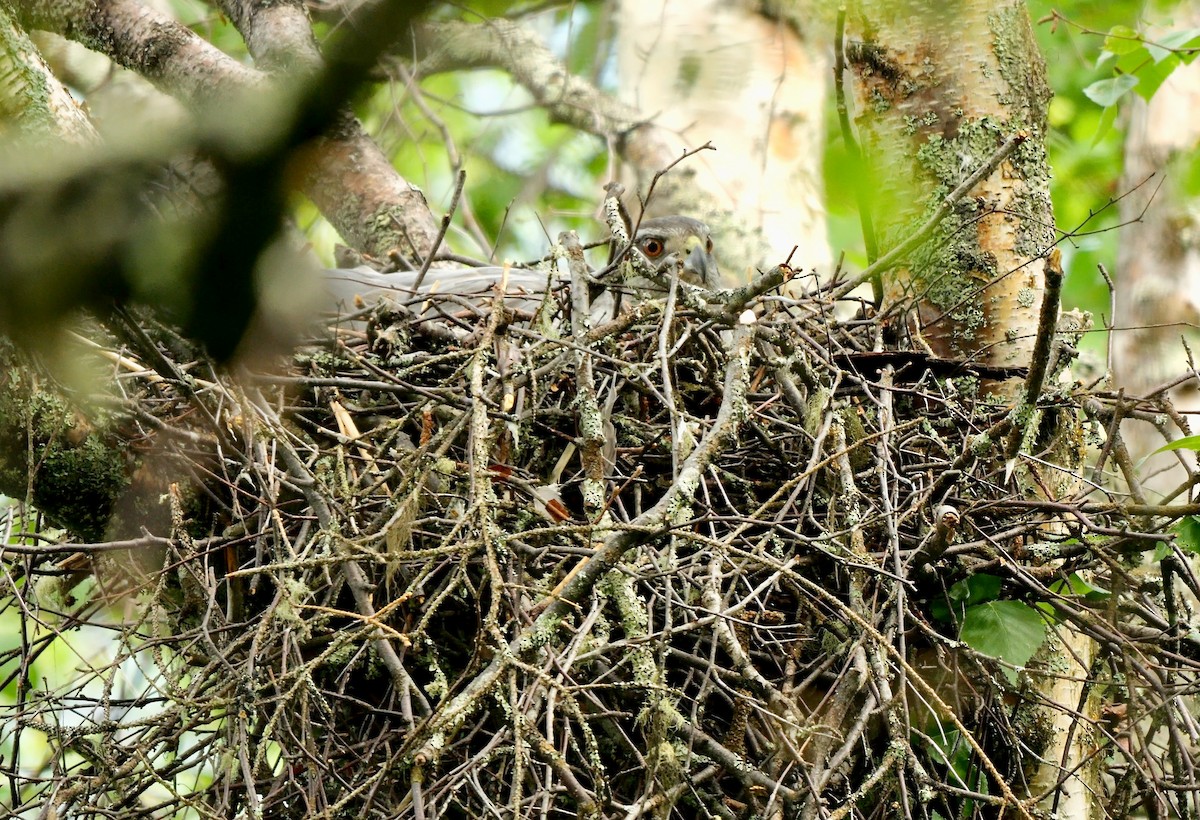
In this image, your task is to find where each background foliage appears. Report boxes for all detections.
[258,0,1166,352]
[4,0,1200,817]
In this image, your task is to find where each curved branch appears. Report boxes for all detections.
[415,19,646,144]
[0,6,95,143]
[412,18,752,249]
[8,0,439,261]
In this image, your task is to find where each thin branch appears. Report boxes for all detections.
[832,132,1028,300]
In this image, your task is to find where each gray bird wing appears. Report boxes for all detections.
[322,265,572,325]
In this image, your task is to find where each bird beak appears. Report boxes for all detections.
[682,239,720,287]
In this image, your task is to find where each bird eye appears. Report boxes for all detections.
[640,238,664,258]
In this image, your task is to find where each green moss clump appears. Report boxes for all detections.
[0,346,130,541]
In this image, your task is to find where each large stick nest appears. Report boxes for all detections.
[11,239,1200,820]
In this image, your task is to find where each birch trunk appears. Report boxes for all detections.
[616,0,831,284]
[847,3,1096,815]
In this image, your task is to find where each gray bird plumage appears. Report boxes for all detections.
[321,216,721,323]
[629,216,720,288]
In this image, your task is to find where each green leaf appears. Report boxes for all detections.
[1132,54,1181,101]
[1103,25,1143,56]
[1153,29,1200,62]
[960,600,1047,684]
[930,596,952,623]
[961,574,1002,605]
[932,574,1003,623]
[1154,541,1172,561]
[1050,573,1110,600]
[1113,45,1154,76]
[923,728,975,790]
[1179,46,1200,65]
[1173,516,1200,555]
[1042,573,1111,618]
[1083,75,1139,107]
[1091,103,1120,146]
[1152,434,1200,455]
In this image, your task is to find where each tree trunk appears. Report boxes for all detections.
[615,0,831,284]
[0,5,94,144]
[849,0,1055,372]
[847,3,1096,816]
[1114,9,1200,492]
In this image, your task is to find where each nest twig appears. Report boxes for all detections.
[5,243,1200,820]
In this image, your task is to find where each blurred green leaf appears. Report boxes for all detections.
[1152,434,1200,455]
[1113,45,1153,76]
[1091,102,1120,145]
[1083,74,1139,106]
[1152,28,1200,62]
[1132,54,1180,100]
[1102,24,1142,55]
[0,609,27,702]
[1181,149,1200,198]
[1028,0,1148,346]
[1090,27,1192,104]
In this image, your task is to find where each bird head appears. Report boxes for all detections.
[633,216,721,288]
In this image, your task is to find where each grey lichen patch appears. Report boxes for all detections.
[1023,540,1063,562]
[361,204,426,261]
[914,118,1007,189]
[369,206,404,243]
[1011,689,1057,759]
[36,433,128,541]
[901,117,1049,348]
[969,431,995,456]
[517,610,562,653]
[903,111,942,135]
[602,568,658,687]
[1056,308,1094,349]
[907,213,995,336]
[132,23,193,79]
[1009,400,1036,432]
[0,17,55,132]
[988,6,1052,130]
[1012,182,1056,257]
